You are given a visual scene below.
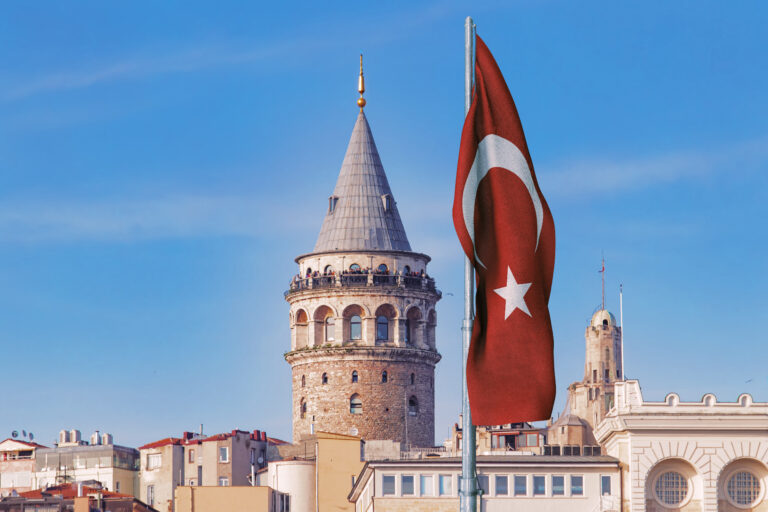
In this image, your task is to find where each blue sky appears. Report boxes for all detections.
[1,1,766,448]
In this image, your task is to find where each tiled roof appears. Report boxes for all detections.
[138,437,182,450]
[0,438,47,449]
[313,111,411,253]
[20,484,131,499]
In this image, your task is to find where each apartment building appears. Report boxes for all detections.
[0,438,46,495]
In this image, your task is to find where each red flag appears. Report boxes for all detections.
[452,35,556,425]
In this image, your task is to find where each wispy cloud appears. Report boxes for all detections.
[0,194,316,243]
[540,135,768,198]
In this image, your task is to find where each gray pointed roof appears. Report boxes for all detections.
[313,111,411,253]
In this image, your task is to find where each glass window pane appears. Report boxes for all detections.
[420,475,433,496]
[527,433,538,446]
[533,476,545,495]
[495,475,508,495]
[439,475,452,496]
[514,476,527,496]
[552,475,564,496]
[478,475,489,495]
[571,475,584,496]
[402,475,414,495]
[601,475,611,496]
[350,316,362,340]
[382,475,395,495]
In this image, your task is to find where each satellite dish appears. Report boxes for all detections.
[11,430,18,438]
[29,433,34,441]
[257,456,264,464]
[22,430,27,437]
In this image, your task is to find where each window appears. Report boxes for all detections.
[376,316,388,340]
[300,399,307,419]
[325,317,335,341]
[420,475,433,496]
[477,475,489,495]
[410,373,415,385]
[403,265,411,274]
[350,394,362,414]
[377,264,388,273]
[401,475,415,495]
[147,485,155,506]
[350,315,362,340]
[147,453,161,470]
[322,373,328,385]
[349,263,361,272]
[115,482,120,492]
[405,319,411,344]
[552,475,564,496]
[533,475,545,496]
[324,265,333,274]
[601,475,611,496]
[514,476,527,496]
[604,369,609,381]
[592,369,597,382]
[352,370,359,383]
[382,475,396,495]
[526,433,538,447]
[219,447,229,463]
[381,371,388,383]
[571,475,584,496]
[655,471,687,506]
[408,396,418,416]
[438,475,453,496]
[495,475,508,495]
[329,196,338,213]
[727,471,760,506]
[301,375,306,387]
[218,476,229,486]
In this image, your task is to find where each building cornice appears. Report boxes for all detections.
[295,249,431,264]
[285,346,442,366]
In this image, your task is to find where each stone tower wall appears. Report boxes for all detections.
[287,348,438,447]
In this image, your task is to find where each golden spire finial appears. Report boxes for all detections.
[357,54,366,110]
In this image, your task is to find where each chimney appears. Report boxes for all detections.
[77,482,83,497]
[261,432,267,442]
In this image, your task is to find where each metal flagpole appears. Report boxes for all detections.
[619,284,625,379]
[460,15,478,512]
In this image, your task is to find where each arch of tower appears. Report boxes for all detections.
[284,109,441,448]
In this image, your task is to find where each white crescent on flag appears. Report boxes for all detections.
[461,134,544,267]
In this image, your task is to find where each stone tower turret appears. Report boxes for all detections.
[284,95,441,447]
[548,308,623,447]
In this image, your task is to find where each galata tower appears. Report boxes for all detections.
[284,58,441,448]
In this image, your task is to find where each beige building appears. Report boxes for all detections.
[181,430,271,488]
[348,455,621,512]
[595,380,768,512]
[139,436,185,511]
[283,74,441,448]
[174,486,287,512]
[445,421,546,457]
[260,431,365,512]
[0,438,46,495]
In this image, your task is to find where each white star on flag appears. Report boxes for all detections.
[494,267,532,319]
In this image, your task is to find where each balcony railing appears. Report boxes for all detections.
[285,274,439,297]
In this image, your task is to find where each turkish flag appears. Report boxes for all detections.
[452,35,556,425]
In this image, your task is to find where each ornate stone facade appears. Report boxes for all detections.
[284,109,441,447]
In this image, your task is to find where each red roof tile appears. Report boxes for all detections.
[20,484,132,499]
[138,437,182,450]
[0,438,47,449]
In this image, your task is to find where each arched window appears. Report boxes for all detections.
[410,373,415,385]
[403,265,411,274]
[324,265,333,274]
[352,370,358,383]
[603,319,608,326]
[377,263,388,273]
[655,471,688,506]
[381,371,388,383]
[349,263,361,272]
[325,317,335,341]
[322,373,328,385]
[727,471,760,506]
[301,375,306,388]
[408,396,418,416]
[350,315,362,340]
[350,394,362,414]
[376,316,388,340]
[300,399,307,419]
[605,348,610,361]
[405,318,411,344]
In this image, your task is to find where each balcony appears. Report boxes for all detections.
[285,273,439,297]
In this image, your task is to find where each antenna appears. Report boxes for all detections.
[620,283,625,380]
[599,253,606,310]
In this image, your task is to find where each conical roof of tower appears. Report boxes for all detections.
[313,111,411,253]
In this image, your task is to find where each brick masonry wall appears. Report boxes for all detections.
[287,347,440,447]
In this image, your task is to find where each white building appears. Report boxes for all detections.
[349,455,621,512]
[595,380,768,512]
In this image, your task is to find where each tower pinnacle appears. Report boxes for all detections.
[357,54,366,110]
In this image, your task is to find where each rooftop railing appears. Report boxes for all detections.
[285,274,439,297]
